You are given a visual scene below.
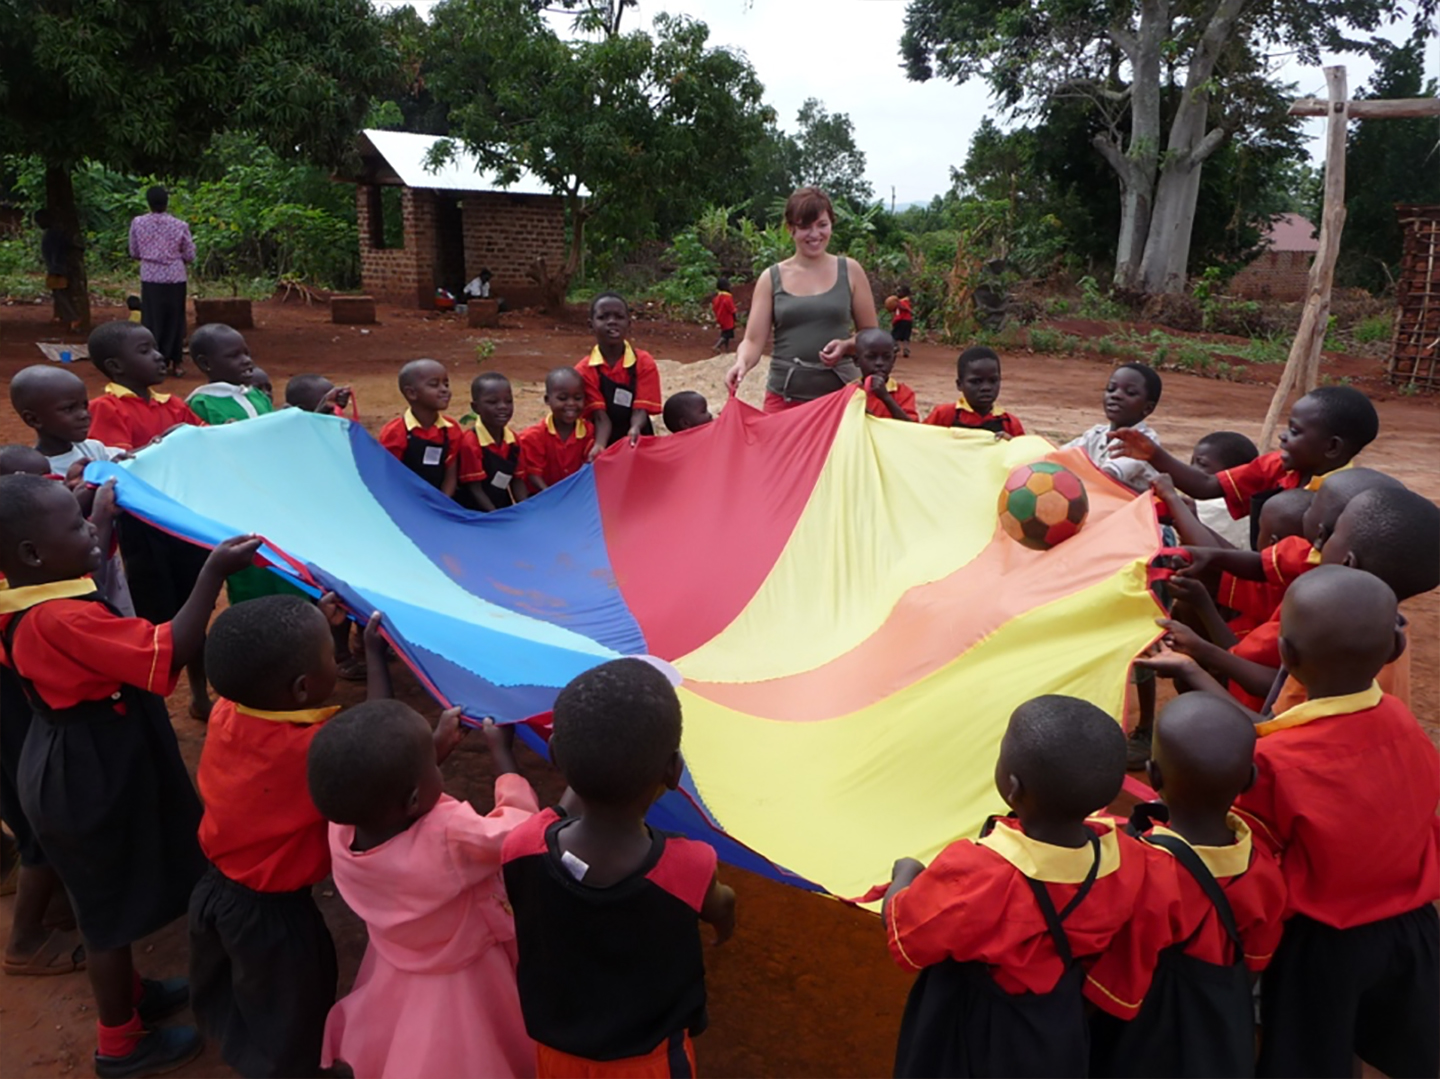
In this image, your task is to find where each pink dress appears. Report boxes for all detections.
[322,778,540,1078]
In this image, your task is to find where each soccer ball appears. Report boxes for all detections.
[998,461,1089,550]
[884,294,900,313]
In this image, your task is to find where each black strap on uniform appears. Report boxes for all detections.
[1023,831,1102,969]
[1143,833,1244,955]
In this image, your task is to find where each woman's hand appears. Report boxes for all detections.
[725,357,747,394]
[819,338,853,367]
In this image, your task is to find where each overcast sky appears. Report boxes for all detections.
[395,0,1438,206]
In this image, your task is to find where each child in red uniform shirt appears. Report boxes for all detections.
[1088,694,1286,1077]
[0,474,259,1077]
[890,285,914,357]
[189,595,389,1079]
[884,695,1173,1079]
[377,359,459,497]
[576,293,662,458]
[84,319,217,717]
[519,368,594,495]
[854,329,917,421]
[1109,385,1378,548]
[923,347,1026,438]
[1234,567,1439,1078]
[711,277,736,354]
[458,372,528,512]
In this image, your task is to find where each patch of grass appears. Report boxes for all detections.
[1028,328,1062,353]
[474,338,498,363]
[1319,373,1353,387]
[1399,382,1421,397]
[1354,313,1393,344]
[1236,336,1290,365]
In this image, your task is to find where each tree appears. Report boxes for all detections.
[789,98,874,207]
[426,0,773,310]
[901,0,1435,295]
[1325,37,1440,291]
[0,0,398,326]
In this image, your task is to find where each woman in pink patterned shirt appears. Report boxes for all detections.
[129,186,195,376]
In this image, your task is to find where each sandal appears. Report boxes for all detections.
[336,656,368,682]
[3,927,86,976]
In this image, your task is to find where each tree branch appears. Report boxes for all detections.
[1186,125,1228,168]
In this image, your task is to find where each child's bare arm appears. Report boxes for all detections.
[1159,619,1275,698]
[1181,546,1265,583]
[1109,430,1222,499]
[1166,577,1237,648]
[171,535,262,669]
[1152,477,1228,548]
[883,857,926,922]
[509,477,529,503]
[441,456,458,499]
[590,413,614,459]
[480,718,518,776]
[362,612,392,701]
[433,706,466,764]
[868,377,914,422]
[466,482,498,513]
[526,474,549,494]
[699,874,736,944]
[626,411,650,446]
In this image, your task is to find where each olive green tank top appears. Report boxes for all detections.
[766,258,861,401]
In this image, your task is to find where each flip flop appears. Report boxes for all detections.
[3,927,86,976]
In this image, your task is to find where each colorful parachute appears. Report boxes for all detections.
[90,390,1163,899]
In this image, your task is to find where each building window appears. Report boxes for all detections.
[367,185,405,250]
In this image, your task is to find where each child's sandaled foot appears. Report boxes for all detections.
[2,927,86,976]
[336,656,368,682]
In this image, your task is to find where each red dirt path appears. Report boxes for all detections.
[0,297,1435,1077]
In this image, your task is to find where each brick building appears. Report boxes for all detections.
[1229,213,1319,301]
[345,129,569,309]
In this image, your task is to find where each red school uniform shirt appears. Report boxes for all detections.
[861,379,919,421]
[885,816,1173,1017]
[0,580,178,710]
[1235,685,1440,929]
[518,415,594,488]
[378,410,460,463]
[575,343,663,419]
[712,291,736,331]
[923,395,1026,438]
[1218,535,1320,629]
[87,383,205,452]
[197,699,338,893]
[1215,452,1348,520]
[458,424,522,487]
[893,297,913,324]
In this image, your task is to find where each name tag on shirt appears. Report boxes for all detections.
[612,387,633,408]
[423,445,443,467]
[491,471,512,488]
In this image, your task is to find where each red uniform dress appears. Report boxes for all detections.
[87,382,205,451]
[886,816,1173,1077]
[1219,534,1320,632]
[190,701,340,1076]
[860,379,919,421]
[1087,806,1287,1077]
[518,415,594,489]
[1237,686,1440,1077]
[0,581,204,950]
[711,291,736,333]
[458,424,523,510]
[923,396,1026,438]
[891,297,914,343]
[1214,451,1348,521]
[576,343,662,441]
[377,410,459,491]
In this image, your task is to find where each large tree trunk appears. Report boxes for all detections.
[45,164,91,330]
[528,191,588,314]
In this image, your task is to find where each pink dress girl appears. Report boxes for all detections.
[322,779,540,1078]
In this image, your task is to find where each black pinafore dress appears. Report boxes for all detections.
[457,436,522,511]
[2,596,205,950]
[598,362,653,440]
[894,823,1101,1079]
[401,423,457,490]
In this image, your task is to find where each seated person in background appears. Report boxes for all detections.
[284,374,352,416]
[186,324,272,424]
[884,695,1169,1079]
[1088,694,1286,1078]
[923,347,1025,438]
[1187,431,1258,549]
[1063,363,1163,493]
[377,360,459,496]
[1109,385,1378,548]
[519,369,594,495]
[854,328,917,421]
[576,293,662,457]
[662,391,714,434]
[246,367,273,406]
[1238,567,1438,1079]
[126,294,143,324]
[458,373,527,512]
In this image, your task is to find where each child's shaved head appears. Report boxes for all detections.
[999,695,1126,819]
[1257,488,1312,546]
[397,358,445,391]
[1324,486,1440,601]
[470,371,511,397]
[1149,694,1255,813]
[1305,467,1403,549]
[87,320,142,370]
[545,367,584,394]
[9,365,85,414]
[1280,565,1399,686]
[855,327,896,354]
[0,445,51,477]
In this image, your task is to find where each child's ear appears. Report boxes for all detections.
[1141,399,1157,418]
[1322,435,1345,464]
[99,356,124,380]
[18,409,42,432]
[404,785,423,820]
[998,772,1023,810]
[1278,634,1299,675]
[1390,622,1408,666]
[1144,758,1163,793]
[17,538,44,569]
[662,749,683,792]
[290,672,311,705]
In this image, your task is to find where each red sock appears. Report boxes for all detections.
[96,1012,145,1058]
[132,971,144,1005]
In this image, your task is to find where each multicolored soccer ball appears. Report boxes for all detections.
[884,294,900,313]
[998,461,1089,550]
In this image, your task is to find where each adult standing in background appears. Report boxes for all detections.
[129,186,195,376]
[35,209,81,331]
[725,187,878,412]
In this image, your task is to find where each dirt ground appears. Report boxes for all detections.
[0,295,1436,1078]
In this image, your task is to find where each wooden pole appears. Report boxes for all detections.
[1289,97,1440,119]
[1259,66,1349,449]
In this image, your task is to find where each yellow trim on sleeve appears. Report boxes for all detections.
[1086,972,1144,1012]
[886,889,922,971]
[148,624,163,692]
[1256,682,1383,736]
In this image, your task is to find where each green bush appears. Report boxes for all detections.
[1354,313,1393,344]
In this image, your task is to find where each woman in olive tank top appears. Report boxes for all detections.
[726,188,878,412]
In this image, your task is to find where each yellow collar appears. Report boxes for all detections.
[0,578,96,614]
[588,342,636,369]
[979,817,1121,884]
[476,423,517,448]
[403,408,454,432]
[544,413,588,438]
[1257,681,1383,736]
[106,382,171,405]
[958,394,1004,417]
[1149,813,1253,878]
[234,703,342,726]
[1303,460,1353,491]
[716,290,731,298]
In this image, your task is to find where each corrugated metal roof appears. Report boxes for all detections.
[1262,213,1320,253]
[358,129,563,196]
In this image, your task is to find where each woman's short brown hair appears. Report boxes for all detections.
[784,187,834,230]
